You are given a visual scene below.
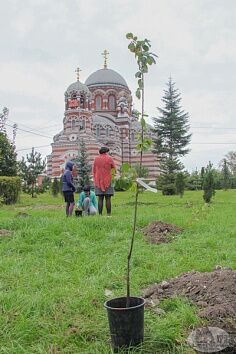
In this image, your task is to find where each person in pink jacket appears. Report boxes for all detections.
[93,147,116,216]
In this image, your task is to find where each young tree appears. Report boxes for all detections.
[126,32,157,305]
[73,139,91,191]
[175,172,185,197]
[18,148,46,197]
[51,177,60,197]
[220,158,231,190]
[203,162,215,203]
[152,78,191,195]
[0,132,17,176]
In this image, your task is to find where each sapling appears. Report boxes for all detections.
[126,33,157,306]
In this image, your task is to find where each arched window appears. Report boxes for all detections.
[96,126,100,138]
[108,95,115,110]
[80,95,85,109]
[106,127,109,138]
[95,95,102,110]
[80,119,85,130]
[71,119,76,130]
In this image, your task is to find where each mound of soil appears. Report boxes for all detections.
[141,221,183,244]
[142,268,236,349]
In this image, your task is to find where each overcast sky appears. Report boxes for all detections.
[1,0,236,172]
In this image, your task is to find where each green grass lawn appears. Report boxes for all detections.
[0,190,235,353]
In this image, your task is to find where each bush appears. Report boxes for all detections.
[114,177,132,191]
[0,176,21,204]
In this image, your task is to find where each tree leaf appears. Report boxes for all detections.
[141,117,146,128]
[126,33,133,39]
[136,88,141,99]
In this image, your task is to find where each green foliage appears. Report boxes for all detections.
[18,148,46,198]
[220,158,231,190]
[114,176,133,191]
[222,151,236,175]
[40,176,51,193]
[114,163,136,191]
[175,172,186,197]
[186,170,203,191]
[73,139,91,191]
[0,176,21,204]
[133,164,149,178]
[203,162,216,203]
[152,78,191,195]
[157,172,176,195]
[51,177,60,197]
[127,32,157,155]
[0,132,17,176]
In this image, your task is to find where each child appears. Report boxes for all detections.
[77,185,98,215]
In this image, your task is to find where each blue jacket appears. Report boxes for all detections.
[77,191,98,209]
[62,161,76,192]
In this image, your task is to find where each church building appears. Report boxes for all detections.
[47,51,159,178]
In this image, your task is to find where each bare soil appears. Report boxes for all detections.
[0,229,12,237]
[141,220,183,244]
[142,268,236,351]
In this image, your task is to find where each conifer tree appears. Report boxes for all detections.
[18,148,45,197]
[221,158,231,190]
[74,139,91,190]
[0,132,17,176]
[175,172,185,197]
[153,78,191,195]
[203,162,215,203]
[51,177,60,197]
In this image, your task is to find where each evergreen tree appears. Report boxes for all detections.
[221,158,231,190]
[152,78,191,195]
[18,148,46,197]
[51,177,60,197]
[0,132,17,176]
[203,162,215,203]
[73,139,91,190]
[175,172,185,197]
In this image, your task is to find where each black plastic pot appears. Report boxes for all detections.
[104,296,145,352]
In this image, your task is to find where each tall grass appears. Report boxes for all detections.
[0,190,235,353]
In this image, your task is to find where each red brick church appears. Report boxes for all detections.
[47,51,159,178]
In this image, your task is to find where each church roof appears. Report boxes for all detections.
[85,68,128,88]
[65,81,91,95]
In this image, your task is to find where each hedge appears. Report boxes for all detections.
[0,176,21,205]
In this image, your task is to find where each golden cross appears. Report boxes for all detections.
[75,67,82,81]
[101,49,109,69]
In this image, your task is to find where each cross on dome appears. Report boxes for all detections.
[101,49,109,69]
[75,67,82,81]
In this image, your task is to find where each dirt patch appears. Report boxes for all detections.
[33,205,64,210]
[142,268,236,350]
[141,220,183,244]
[0,229,12,237]
[15,212,31,218]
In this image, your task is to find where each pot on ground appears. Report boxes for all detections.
[104,296,145,352]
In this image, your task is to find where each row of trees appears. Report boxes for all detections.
[0,130,91,199]
[1,77,235,202]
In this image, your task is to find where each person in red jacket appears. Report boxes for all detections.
[93,147,116,216]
